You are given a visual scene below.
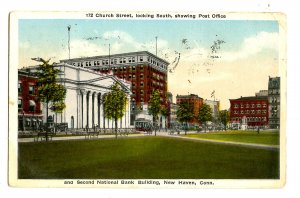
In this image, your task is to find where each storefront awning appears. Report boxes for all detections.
[26,118,31,122]
[29,100,36,106]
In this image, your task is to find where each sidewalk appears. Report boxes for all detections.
[18,130,280,150]
[159,131,280,150]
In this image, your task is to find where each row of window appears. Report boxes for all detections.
[269,97,280,103]
[18,99,36,112]
[231,117,267,122]
[72,56,168,70]
[233,109,267,115]
[100,65,144,72]
[18,83,35,95]
[269,89,279,94]
[233,103,267,109]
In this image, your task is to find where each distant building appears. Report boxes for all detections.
[176,94,203,124]
[229,96,269,128]
[255,90,268,97]
[169,103,179,127]
[204,99,220,121]
[60,51,169,126]
[18,69,43,131]
[268,77,280,129]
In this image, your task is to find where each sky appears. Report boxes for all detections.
[19,18,280,109]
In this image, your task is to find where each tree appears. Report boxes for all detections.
[103,82,128,138]
[176,101,194,135]
[36,58,66,141]
[219,110,230,131]
[198,104,212,133]
[36,58,66,118]
[148,90,161,136]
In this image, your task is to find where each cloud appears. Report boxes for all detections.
[220,31,279,61]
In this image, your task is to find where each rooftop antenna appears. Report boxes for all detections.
[67,25,71,60]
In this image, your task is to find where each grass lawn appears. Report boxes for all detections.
[185,130,279,145]
[18,136,279,179]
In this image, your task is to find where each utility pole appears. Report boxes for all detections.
[155,36,158,56]
[109,43,111,72]
[67,25,71,60]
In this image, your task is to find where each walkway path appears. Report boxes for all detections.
[18,130,280,150]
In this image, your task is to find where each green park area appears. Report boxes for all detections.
[18,136,279,179]
[185,130,280,145]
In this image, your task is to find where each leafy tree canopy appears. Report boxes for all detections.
[198,104,213,123]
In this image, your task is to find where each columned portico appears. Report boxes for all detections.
[40,63,132,130]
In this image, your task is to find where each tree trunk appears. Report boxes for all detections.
[185,122,187,135]
[115,117,118,139]
[46,101,49,142]
[154,117,157,136]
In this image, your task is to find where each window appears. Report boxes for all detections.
[140,74,144,79]
[262,103,267,108]
[132,66,136,71]
[257,110,261,114]
[18,82,22,93]
[18,99,22,109]
[251,104,255,108]
[29,100,35,112]
[240,110,244,114]
[251,110,255,114]
[132,75,136,79]
[240,104,244,108]
[257,104,261,108]
[29,85,34,95]
[234,104,239,108]
[262,110,267,115]
[246,104,250,108]
[132,83,136,87]
[140,82,144,87]
[140,57,144,62]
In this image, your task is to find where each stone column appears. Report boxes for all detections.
[82,90,87,129]
[76,89,82,129]
[102,94,106,129]
[97,93,101,128]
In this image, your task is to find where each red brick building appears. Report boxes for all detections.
[229,96,269,128]
[176,94,204,124]
[18,69,43,131]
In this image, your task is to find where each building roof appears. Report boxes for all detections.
[60,51,170,65]
[176,94,203,99]
[229,96,268,101]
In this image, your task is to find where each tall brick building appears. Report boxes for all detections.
[60,51,169,125]
[176,94,203,124]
